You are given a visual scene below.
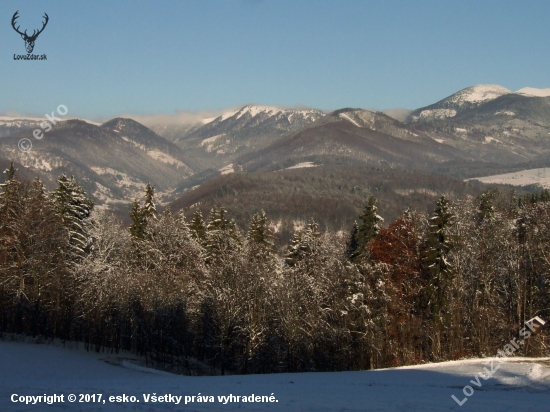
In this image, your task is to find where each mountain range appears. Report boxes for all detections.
[1,84,549,226]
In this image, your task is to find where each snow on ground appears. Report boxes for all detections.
[452,84,512,105]
[286,162,317,169]
[339,113,362,128]
[516,87,550,97]
[145,150,187,168]
[433,138,445,143]
[90,167,144,190]
[417,108,457,119]
[199,134,225,152]
[484,136,501,144]
[467,168,550,188]
[1,339,550,411]
[219,163,234,175]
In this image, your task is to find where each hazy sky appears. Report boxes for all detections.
[1,0,549,120]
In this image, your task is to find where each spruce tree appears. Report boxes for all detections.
[204,207,241,263]
[0,162,22,225]
[349,196,384,262]
[285,218,321,266]
[129,198,145,238]
[142,182,158,221]
[51,174,93,258]
[247,211,274,251]
[189,210,207,242]
[423,195,454,324]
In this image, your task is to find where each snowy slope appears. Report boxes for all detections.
[445,84,512,105]
[516,87,550,97]
[466,168,550,188]
[1,339,550,411]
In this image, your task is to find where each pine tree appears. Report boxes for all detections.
[349,196,384,262]
[477,190,496,223]
[423,195,454,324]
[51,174,93,258]
[204,207,242,263]
[285,218,321,266]
[129,198,145,238]
[0,162,22,225]
[247,211,274,251]
[129,183,158,239]
[142,182,157,221]
[189,210,207,242]
[346,221,359,259]
[207,206,229,231]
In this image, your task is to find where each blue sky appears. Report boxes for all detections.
[1,0,549,121]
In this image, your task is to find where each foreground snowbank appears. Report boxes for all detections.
[1,339,549,411]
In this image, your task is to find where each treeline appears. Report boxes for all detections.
[0,164,548,374]
[171,164,491,247]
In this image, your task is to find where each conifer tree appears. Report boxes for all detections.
[142,182,157,221]
[423,195,454,324]
[204,207,242,263]
[189,210,207,242]
[129,198,145,238]
[51,174,93,258]
[247,211,274,251]
[0,162,21,225]
[285,218,321,266]
[349,196,384,262]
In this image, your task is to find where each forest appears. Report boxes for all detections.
[0,163,549,375]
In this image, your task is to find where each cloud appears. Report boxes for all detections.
[382,108,412,123]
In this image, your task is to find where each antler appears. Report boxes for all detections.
[11,11,27,37]
[29,13,49,40]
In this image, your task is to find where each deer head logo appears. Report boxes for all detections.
[11,11,49,54]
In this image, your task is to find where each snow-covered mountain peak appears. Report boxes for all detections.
[446,84,512,106]
[516,87,550,97]
[210,105,324,125]
[235,105,281,119]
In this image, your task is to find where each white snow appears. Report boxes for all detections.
[339,113,362,128]
[219,163,234,175]
[201,116,217,124]
[495,110,515,116]
[220,110,239,121]
[90,167,144,190]
[516,87,550,97]
[455,128,467,133]
[93,183,115,203]
[0,115,43,122]
[219,105,323,123]
[286,162,318,169]
[200,134,225,152]
[433,138,445,143]
[120,136,146,150]
[236,105,280,120]
[467,168,550,188]
[418,108,457,119]
[447,84,512,106]
[146,150,187,168]
[484,136,501,144]
[1,339,550,411]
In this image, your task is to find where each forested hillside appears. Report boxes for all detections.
[170,165,492,246]
[1,164,548,374]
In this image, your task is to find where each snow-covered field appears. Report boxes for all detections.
[466,168,550,188]
[1,340,550,411]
